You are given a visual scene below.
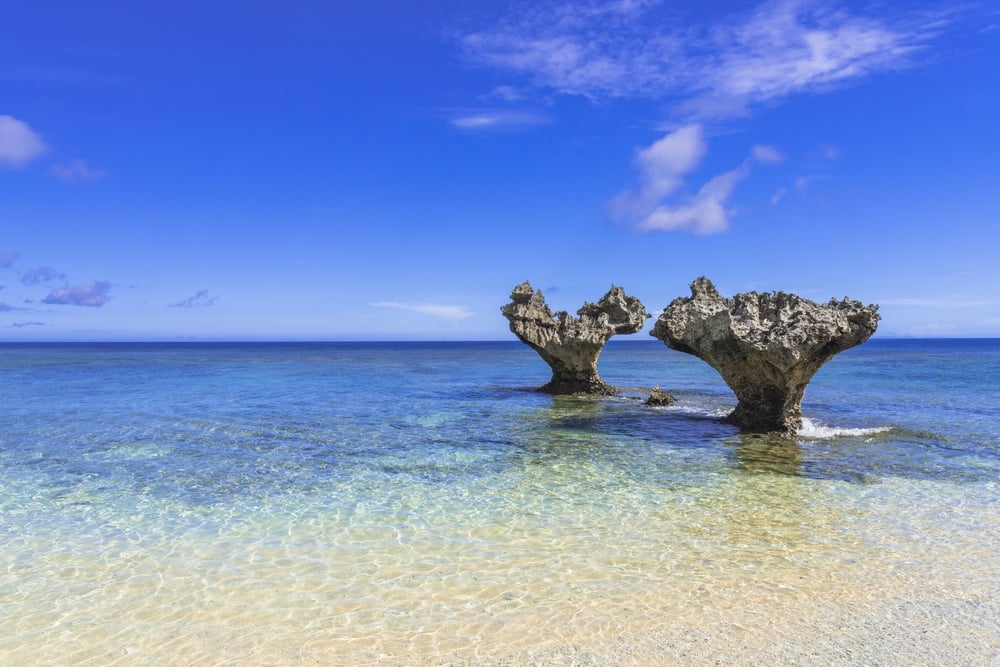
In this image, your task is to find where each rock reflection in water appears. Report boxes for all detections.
[732,433,805,476]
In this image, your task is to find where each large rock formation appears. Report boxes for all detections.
[501,282,649,395]
[651,277,879,433]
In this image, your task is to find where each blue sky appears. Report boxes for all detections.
[2,0,998,340]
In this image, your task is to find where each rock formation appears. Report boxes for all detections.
[501,282,649,395]
[651,277,879,433]
[645,386,676,407]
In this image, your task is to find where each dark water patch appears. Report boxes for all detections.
[723,429,997,484]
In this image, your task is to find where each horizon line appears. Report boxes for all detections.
[1,335,998,344]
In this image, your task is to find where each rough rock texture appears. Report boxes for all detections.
[645,386,676,407]
[651,277,879,433]
[501,282,649,395]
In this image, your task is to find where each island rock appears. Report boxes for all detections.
[501,282,649,395]
[651,277,879,433]
[645,386,676,407]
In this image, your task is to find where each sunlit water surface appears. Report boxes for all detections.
[1,340,998,664]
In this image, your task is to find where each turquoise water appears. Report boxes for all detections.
[1,340,998,664]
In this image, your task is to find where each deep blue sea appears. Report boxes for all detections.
[1,339,998,664]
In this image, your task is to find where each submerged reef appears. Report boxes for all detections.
[651,277,879,433]
[501,281,649,395]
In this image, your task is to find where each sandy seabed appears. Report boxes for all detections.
[3,535,997,666]
[4,479,1000,665]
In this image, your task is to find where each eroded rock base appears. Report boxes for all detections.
[501,282,649,396]
[651,277,879,434]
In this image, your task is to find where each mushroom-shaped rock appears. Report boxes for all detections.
[501,282,649,395]
[651,277,879,433]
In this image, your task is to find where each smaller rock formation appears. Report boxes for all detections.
[651,277,879,433]
[501,282,649,395]
[645,386,676,407]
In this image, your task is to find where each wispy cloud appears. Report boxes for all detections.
[450,109,550,130]
[0,302,25,312]
[170,289,217,308]
[816,144,841,160]
[461,1,946,233]
[371,301,475,320]
[20,266,67,286]
[482,85,528,102]
[677,1,933,120]
[771,172,815,205]
[0,250,18,268]
[51,159,106,184]
[461,0,942,120]
[0,115,47,167]
[10,321,46,328]
[42,280,112,307]
[461,0,679,101]
[609,124,779,234]
[751,144,784,164]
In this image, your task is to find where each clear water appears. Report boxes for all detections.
[1,340,998,664]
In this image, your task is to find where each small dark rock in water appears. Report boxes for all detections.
[645,386,676,406]
[501,281,649,395]
[651,277,879,434]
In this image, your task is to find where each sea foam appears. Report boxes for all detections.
[798,417,893,439]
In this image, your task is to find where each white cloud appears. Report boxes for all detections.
[770,186,789,205]
[752,144,784,164]
[610,125,776,234]
[52,159,106,184]
[635,164,750,234]
[450,109,550,130]
[0,115,47,167]
[461,0,939,120]
[483,85,526,102]
[635,125,706,199]
[452,115,500,129]
[372,301,475,320]
[608,124,706,220]
[680,0,925,118]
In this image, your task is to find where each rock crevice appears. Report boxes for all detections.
[501,282,649,395]
[651,277,879,433]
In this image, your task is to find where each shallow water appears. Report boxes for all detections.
[1,340,998,664]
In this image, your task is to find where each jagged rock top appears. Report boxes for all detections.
[502,281,649,346]
[501,281,649,394]
[652,277,880,432]
[654,276,880,368]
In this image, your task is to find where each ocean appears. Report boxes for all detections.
[1,339,998,664]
